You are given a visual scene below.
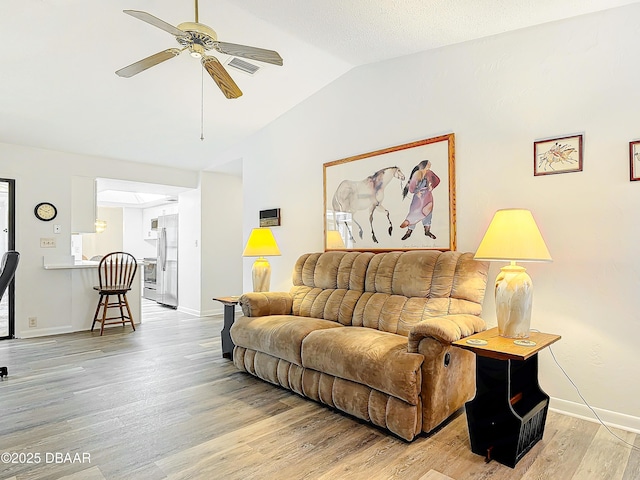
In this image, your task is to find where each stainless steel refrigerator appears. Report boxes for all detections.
[156,213,178,308]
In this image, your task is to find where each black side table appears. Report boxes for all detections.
[453,328,561,468]
[212,296,240,359]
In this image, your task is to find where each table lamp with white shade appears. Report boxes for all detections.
[242,228,281,292]
[474,209,552,340]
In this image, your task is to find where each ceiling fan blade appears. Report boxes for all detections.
[201,56,243,99]
[213,41,283,66]
[116,48,182,78]
[123,10,188,38]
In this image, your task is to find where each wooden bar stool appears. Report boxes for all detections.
[91,252,138,336]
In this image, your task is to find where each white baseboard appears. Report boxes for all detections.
[175,306,222,317]
[16,321,143,338]
[176,306,201,316]
[17,326,74,339]
[550,397,640,434]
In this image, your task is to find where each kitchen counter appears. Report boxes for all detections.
[43,259,100,269]
[41,255,141,332]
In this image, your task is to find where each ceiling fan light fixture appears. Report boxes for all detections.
[190,44,205,58]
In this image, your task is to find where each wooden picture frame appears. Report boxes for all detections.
[630,141,640,181]
[323,134,456,252]
[534,134,583,176]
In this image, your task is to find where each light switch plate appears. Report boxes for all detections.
[40,238,56,248]
[53,224,61,234]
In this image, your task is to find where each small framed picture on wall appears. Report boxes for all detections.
[630,141,640,181]
[534,134,583,176]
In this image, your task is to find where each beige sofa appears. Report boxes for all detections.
[230,250,489,441]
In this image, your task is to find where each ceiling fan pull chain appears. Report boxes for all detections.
[200,66,205,141]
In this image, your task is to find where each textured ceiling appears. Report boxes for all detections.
[1,0,638,173]
[232,0,639,65]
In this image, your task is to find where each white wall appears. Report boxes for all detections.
[82,206,123,259]
[213,5,640,432]
[0,142,198,337]
[178,187,202,316]
[122,207,156,259]
[177,171,243,316]
[200,171,243,315]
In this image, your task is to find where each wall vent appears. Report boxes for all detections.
[227,57,260,75]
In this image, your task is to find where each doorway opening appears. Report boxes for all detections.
[90,178,192,323]
[0,178,16,340]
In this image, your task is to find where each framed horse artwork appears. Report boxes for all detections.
[323,133,456,252]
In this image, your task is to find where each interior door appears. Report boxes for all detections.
[0,179,16,340]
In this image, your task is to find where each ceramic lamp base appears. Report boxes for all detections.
[252,257,271,292]
[495,263,533,338]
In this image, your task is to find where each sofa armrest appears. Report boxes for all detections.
[239,292,293,317]
[408,314,486,352]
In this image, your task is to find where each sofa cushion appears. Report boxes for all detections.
[301,327,424,405]
[230,315,343,366]
[289,252,374,324]
[290,287,365,325]
[293,251,373,290]
[286,251,487,333]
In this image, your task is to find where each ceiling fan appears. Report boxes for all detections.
[115,0,283,99]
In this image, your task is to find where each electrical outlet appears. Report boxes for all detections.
[28,317,37,328]
[40,238,56,248]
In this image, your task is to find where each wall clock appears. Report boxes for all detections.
[34,202,57,221]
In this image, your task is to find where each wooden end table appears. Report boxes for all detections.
[212,296,240,360]
[453,327,561,468]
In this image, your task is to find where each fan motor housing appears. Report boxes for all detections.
[177,21,218,50]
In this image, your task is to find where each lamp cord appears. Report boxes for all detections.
[546,344,640,451]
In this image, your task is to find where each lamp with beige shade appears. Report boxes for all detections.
[474,209,552,340]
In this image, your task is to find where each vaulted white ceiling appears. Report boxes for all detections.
[2,0,637,173]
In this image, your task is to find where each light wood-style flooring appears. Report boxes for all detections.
[0,301,638,480]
